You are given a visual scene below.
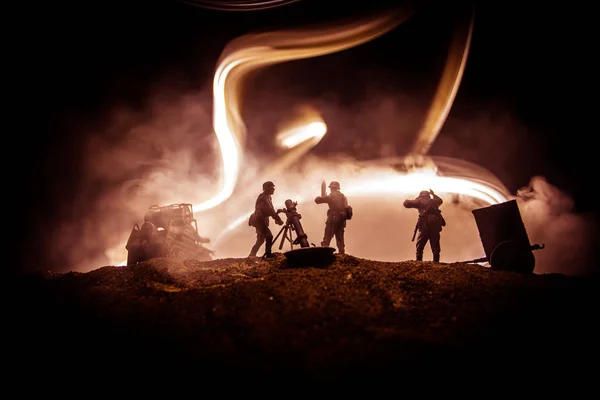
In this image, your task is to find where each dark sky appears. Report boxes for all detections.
[11,0,596,272]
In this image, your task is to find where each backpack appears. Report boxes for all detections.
[345,205,353,220]
[425,209,445,231]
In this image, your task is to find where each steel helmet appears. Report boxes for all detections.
[419,190,430,197]
[329,181,340,189]
[262,181,275,190]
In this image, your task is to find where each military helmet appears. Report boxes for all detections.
[419,190,430,197]
[262,181,275,190]
[329,181,340,189]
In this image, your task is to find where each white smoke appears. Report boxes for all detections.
[47,85,227,272]
[517,176,598,276]
[41,61,597,278]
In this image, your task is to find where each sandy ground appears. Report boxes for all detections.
[6,254,598,387]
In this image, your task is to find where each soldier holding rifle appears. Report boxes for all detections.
[404,189,446,262]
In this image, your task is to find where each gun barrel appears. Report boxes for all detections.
[288,213,309,248]
[460,257,489,263]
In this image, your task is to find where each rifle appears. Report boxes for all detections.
[412,200,432,241]
[321,180,327,198]
[412,220,419,241]
[412,213,424,241]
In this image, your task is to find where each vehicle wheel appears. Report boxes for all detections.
[490,240,535,274]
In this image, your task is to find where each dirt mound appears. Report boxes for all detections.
[6,254,597,383]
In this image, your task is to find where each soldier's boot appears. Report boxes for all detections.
[416,252,423,262]
[433,252,440,263]
[249,244,260,258]
[264,237,275,258]
[337,237,345,255]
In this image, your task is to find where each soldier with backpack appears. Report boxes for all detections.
[315,180,353,255]
[404,189,446,262]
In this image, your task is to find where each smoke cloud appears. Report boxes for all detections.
[516,176,598,277]
[44,84,221,272]
[36,56,597,279]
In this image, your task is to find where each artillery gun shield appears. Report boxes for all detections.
[471,199,542,274]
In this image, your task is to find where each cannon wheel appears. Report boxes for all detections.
[489,240,535,274]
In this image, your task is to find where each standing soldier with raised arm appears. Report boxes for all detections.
[248,181,284,258]
[315,180,352,255]
[403,189,446,262]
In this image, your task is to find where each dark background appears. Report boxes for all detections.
[10,0,596,272]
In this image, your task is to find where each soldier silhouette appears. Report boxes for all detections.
[315,180,352,255]
[248,181,284,258]
[403,189,446,262]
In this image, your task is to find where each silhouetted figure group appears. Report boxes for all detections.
[248,180,446,262]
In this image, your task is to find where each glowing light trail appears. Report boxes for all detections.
[192,4,417,213]
[409,8,474,156]
[106,3,514,265]
[212,157,511,246]
[277,121,327,149]
[176,0,303,11]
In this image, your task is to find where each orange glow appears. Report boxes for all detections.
[192,4,416,214]
[106,3,516,266]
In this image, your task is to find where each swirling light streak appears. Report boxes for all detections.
[191,4,416,214]
[277,121,327,148]
[176,0,303,11]
[409,8,474,156]
[265,108,329,174]
[199,3,491,241]
[107,3,515,265]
